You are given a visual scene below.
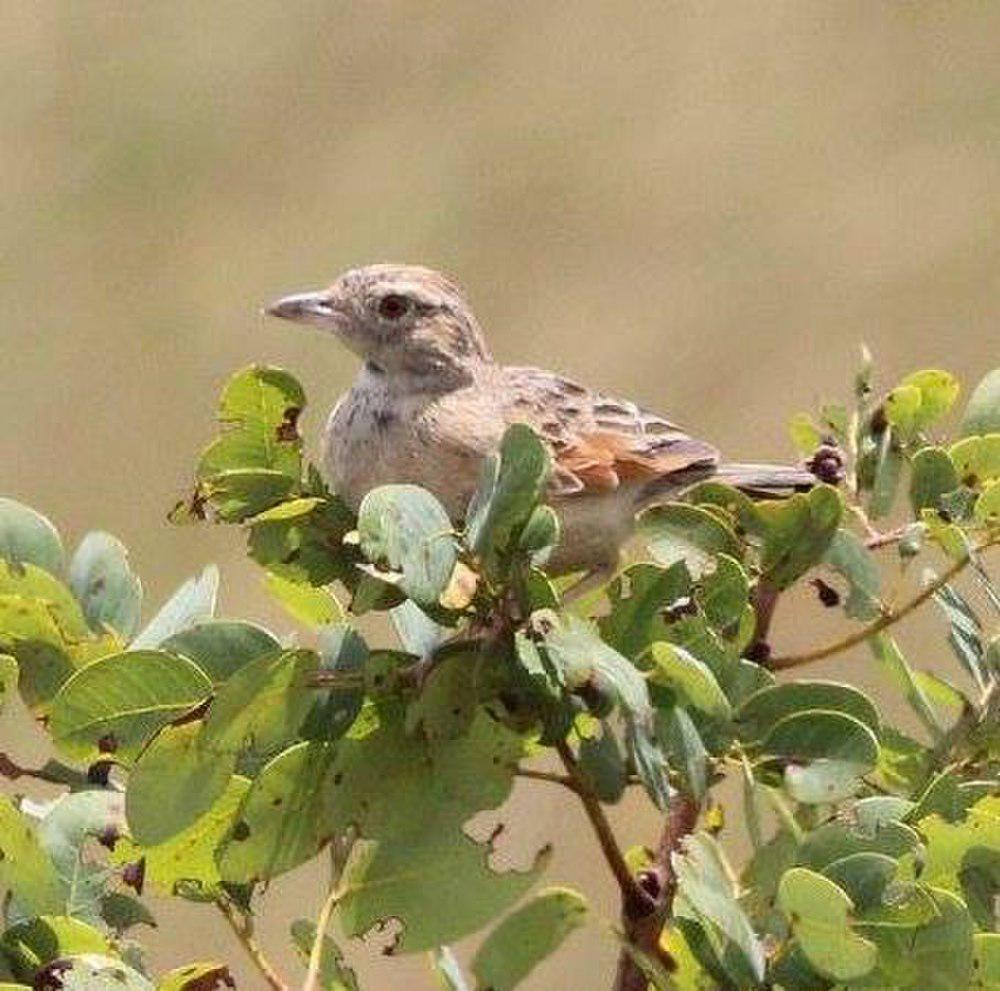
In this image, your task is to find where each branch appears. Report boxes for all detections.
[554,740,641,904]
[304,880,346,991]
[769,536,999,670]
[748,578,780,662]
[614,792,699,991]
[513,766,578,791]
[0,753,89,788]
[215,896,289,991]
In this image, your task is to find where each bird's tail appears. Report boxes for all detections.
[714,462,816,498]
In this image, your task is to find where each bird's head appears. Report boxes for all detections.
[266,264,492,387]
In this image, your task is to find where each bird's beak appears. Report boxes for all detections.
[264,290,337,324]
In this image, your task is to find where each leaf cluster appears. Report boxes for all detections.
[0,358,997,991]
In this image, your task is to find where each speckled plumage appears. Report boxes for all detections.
[267,264,813,573]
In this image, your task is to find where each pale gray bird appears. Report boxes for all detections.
[267,264,814,577]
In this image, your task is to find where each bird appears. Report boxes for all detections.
[266,264,815,579]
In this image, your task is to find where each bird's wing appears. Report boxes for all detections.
[499,367,719,498]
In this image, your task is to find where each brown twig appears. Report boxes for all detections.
[749,578,780,661]
[513,766,578,791]
[215,895,289,991]
[769,535,999,670]
[555,739,641,903]
[864,525,908,550]
[614,792,700,991]
[0,753,89,788]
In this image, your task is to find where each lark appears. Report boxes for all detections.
[267,264,813,577]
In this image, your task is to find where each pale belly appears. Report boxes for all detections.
[322,389,633,574]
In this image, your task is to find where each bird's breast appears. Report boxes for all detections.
[321,384,484,519]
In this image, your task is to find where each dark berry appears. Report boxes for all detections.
[811,578,841,608]
[806,443,846,485]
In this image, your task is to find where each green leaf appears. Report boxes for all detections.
[674,833,766,986]
[201,468,296,522]
[0,561,117,711]
[976,479,1000,523]
[886,370,960,439]
[657,706,708,801]
[822,852,898,911]
[789,412,822,455]
[517,504,560,566]
[263,572,343,627]
[868,430,905,520]
[1,916,112,980]
[290,920,358,991]
[696,554,749,632]
[784,760,867,804]
[126,721,235,846]
[869,634,945,741]
[910,447,959,514]
[68,533,142,639]
[466,424,551,568]
[218,365,306,426]
[156,963,235,991]
[357,485,457,608]
[98,892,155,935]
[598,562,690,659]
[38,790,126,921]
[822,528,881,620]
[638,503,742,578]
[0,498,63,575]
[577,723,627,804]
[391,600,448,659]
[0,795,64,917]
[777,867,876,981]
[405,648,483,742]
[538,614,651,722]
[301,625,367,744]
[971,933,1000,991]
[930,577,987,693]
[799,816,919,871]
[328,706,548,952]
[759,709,879,769]
[737,680,880,742]
[131,566,218,649]
[218,741,335,883]
[649,643,731,720]
[858,886,974,991]
[961,368,1000,436]
[159,620,280,684]
[754,485,843,588]
[909,796,1000,917]
[125,775,248,899]
[471,887,588,991]
[200,648,318,757]
[885,382,923,438]
[950,434,1000,485]
[28,954,153,991]
[247,495,359,597]
[0,653,17,714]
[49,650,212,763]
[196,366,304,509]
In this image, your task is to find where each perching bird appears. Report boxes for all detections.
[266,264,814,577]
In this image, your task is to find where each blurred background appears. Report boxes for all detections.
[2,3,999,988]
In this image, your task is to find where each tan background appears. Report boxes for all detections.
[2,3,998,988]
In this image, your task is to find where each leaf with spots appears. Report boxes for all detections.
[48,650,212,764]
[68,532,143,639]
[217,741,336,884]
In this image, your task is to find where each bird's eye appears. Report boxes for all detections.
[377,294,411,320]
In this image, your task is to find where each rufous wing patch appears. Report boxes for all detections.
[552,430,718,497]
